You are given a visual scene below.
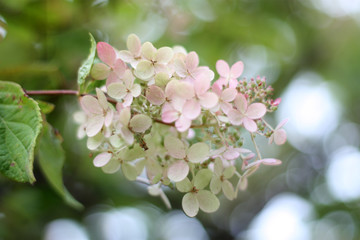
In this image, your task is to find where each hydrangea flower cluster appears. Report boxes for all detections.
[75,34,287,217]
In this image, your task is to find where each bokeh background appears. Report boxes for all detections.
[1,0,360,239]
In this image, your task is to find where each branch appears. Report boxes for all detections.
[24,89,118,104]
[25,90,79,96]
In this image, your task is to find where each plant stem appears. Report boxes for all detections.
[25,89,79,96]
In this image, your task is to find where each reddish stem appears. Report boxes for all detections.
[25,90,79,96]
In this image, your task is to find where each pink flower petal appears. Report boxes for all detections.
[212,83,222,96]
[183,99,201,120]
[194,77,210,96]
[221,88,237,102]
[227,109,244,126]
[168,160,189,182]
[261,158,282,165]
[199,92,218,109]
[246,103,266,119]
[276,118,289,130]
[185,51,199,71]
[223,148,240,160]
[274,129,287,145]
[80,95,102,115]
[243,117,257,132]
[175,115,192,132]
[220,102,232,114]
[272,98,281,106]
[106,71,120,86]
[93,152,112,167]
[146,85,165,105]
[234,94,247,114]
[230,61,244,78]
[113,59,127,77]
[97,42,116,67]
[175,81,195,100]
[216,60,230,77]
[192,67,214,82]
[228,78,238,88]
[161,104,179,123]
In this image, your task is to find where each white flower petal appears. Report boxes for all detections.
[80,95,102,115]
[176,177,192,193]
[130,84,141,97]
[135,60,154,80]
[87,132,104,150]
[187,142,209,163]
[91,63,110,80]
[141,41,156,60]
[155,47,174,64]
[121,162,138,181]
[182,193,199,217]
[222,180,235,200]
[129,114,152,133]
[194,169,213,190]
[127,33,141,56]
[86,115,104,137]
[102,158,120,174]
[107,83,127,100]
[196,190,220,213]
[96,88,109,110]
[164,135,186,159]
[120,126,134,145]
[93,152,112,167]
[167,160,189,182]
[210,177,222,194]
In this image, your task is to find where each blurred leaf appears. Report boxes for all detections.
[36,100,55,114]
[0,80,42,183]
[77,33,96,93]
[37,122,83,210]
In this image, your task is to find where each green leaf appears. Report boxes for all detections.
[37,122,83,209]
[0,81,42,183]
[77,33,96,92]
[36,100,55,114]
